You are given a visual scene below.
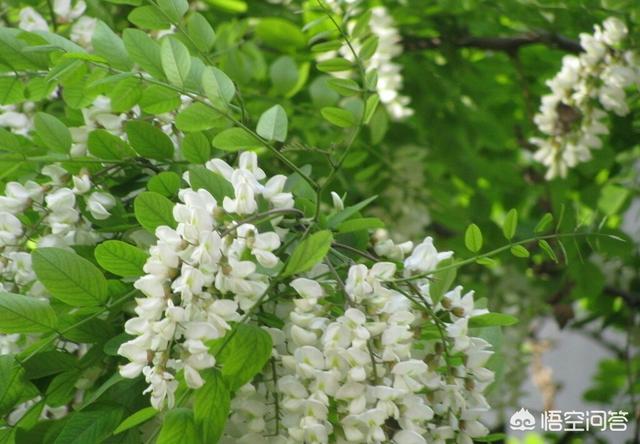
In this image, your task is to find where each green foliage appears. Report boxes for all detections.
[95,240,149,277]
[134,191,177,232]
[194,370,230,443]
[213,324,273,391]
[34,112,71,153]
[32,248,109,307]
[0,292,58,334]
[283,230,333,276]
[126,120,175,160]
[464,224,483,253]
[256,104,288,142]
[156,408,199,444]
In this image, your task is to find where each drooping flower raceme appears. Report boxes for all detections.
[314,1,414,120]
[119,154,495,442]
[531,17,639,179]
[118,152,296,409]
[220,237,494,444]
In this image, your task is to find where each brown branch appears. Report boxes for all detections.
[403,31,583,54]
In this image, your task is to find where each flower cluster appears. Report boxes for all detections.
[118,152,295,409]
[319,1,414,120]
[362,6,413,120]
[233,243,493,442]
[0,165,114,354]
[119,152,496,441]
[531,17,639,179]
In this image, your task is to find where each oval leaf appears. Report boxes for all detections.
[95,240,149,277]
[134,191,177,233]
[464,223,483,253]
[256,104,288,142]
[0,291,58,334]
[32,248,108,307]
[283,230,333,277]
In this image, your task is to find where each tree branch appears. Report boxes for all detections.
[403,31,582,54]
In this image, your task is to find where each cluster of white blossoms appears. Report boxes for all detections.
[118,152,295,409]
[314,0,413,120]
[531,17,640,180]
[360,6,413,120]
[119,153,496,441]
[220,237,494,443]
[0,165,114,384]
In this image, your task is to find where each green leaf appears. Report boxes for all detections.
[337,217,384,234]
[598,184,629,216]
[182,132,211,164]
[0,355,38,415]
[534,212,554,234]
[317,58,352,73]
[114,407,158,435]
[34,112,71,153]
[23,350,77,379]
[134,191,177,233]
[538,239,558,263]
[283,230,333,276]
[464,223,483,253]
[201,67,235,106]
[128,5,172,29]
[359,35,379,60]
[269,56,298,96]
[476,257,497,267]
[53,408,123,444]
[32,248,108,307]
[429,259,457,304]
[327,195,377,228]
[311,40,343,53]
[87,129,136,160]
[123,29,165,79]
[255,18,305,51]
[157,408,199,444]
[189,166,234,202]
[326,78,360,96]
[212,128,263,152]
[161,37,191,88]
[148,171,181,196]
[125,120,174,160]
[140,85,181,114]
[92,21,132,70]
[157,0,189,22]
[364,94,379,124]
[256,104,288,142]
[194,370,229,443]
[477,434,507,443]
[321,107,355,128]
[215,324,272,390]
[109,77,142,112]
[175,103,224,132]
[0,77,24,105]
[510,245,530,258]
[469,313,519,328]
[187,13,216,52]
[95,240,149,277]
[0,292,58,334]
[502,209,518,241]
[203,0,247,13]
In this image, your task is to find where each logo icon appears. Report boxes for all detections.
[510,408,536,431]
